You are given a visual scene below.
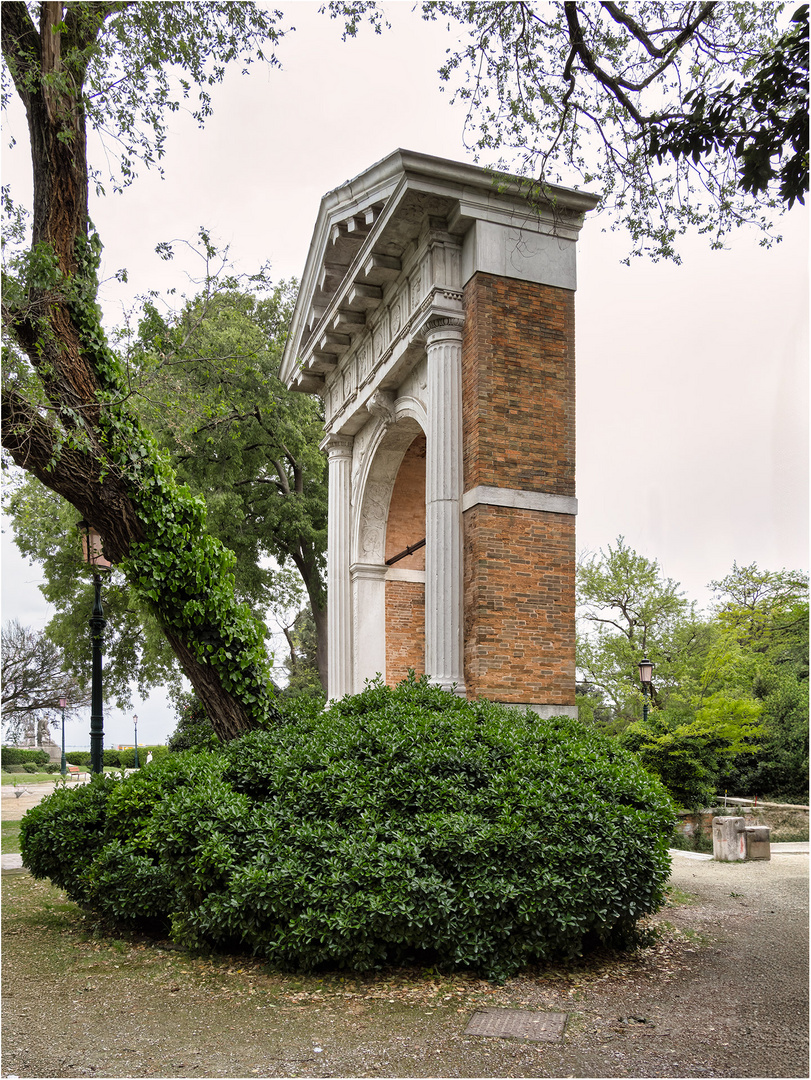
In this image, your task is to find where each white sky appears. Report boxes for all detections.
[2,1,808,746]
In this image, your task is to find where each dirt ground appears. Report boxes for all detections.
[2,786,808,1079]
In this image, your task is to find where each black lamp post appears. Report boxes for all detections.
[79,521,112,775]
[133,713,139,769]
[638,657,654,722]
[59,696,67,777]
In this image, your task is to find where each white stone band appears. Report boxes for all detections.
[386,568,426,583]
[461,485,578,517]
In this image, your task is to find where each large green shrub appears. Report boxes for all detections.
[20,678,675,981]
[20,776,119,901]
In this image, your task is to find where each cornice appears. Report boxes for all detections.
[280,150,599,391]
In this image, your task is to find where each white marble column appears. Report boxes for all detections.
[351,562,388,690]
[322,433,354,700]
[424,317,466,694]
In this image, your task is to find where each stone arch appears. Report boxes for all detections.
[351,412,426,691]
[352,413,424,567]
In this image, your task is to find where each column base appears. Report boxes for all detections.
[429,676,467,696]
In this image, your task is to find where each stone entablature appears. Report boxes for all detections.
[282,150,598,704]
[281,150,597,436]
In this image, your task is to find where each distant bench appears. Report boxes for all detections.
[65,765,87,780]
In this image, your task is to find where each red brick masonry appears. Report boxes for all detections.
[386,580,425,684]
[461,273,576,705]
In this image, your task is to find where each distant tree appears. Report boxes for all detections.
[575,542,809,805]
[576,536,706,723]
[1,620,90,742]
[279,607,323,702]
[166,692,219,753]
[619,693,764,809]
[709,563,809,798]
[709,562,809,650]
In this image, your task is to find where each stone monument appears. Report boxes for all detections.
[280,150,598,713]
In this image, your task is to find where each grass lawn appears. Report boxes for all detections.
[2,820,22,854]
[2,767,126,784]
[2,772,63,785]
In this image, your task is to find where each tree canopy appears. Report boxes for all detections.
[333,1,808,260]
[576,536,705,720]
[129,280,328,689]
[4,264,329,706]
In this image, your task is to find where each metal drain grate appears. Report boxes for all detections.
[464,1007,567,1042]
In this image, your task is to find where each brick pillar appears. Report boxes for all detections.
[461,273,577,709]
[322,434,354,699]
[424,317,466,694]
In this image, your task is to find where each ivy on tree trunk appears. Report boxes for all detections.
[1,2,282,740]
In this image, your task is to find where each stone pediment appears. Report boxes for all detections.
[280,149,599,408]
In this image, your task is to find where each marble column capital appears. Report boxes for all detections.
[421,315,465,345]
[320,432,354,459]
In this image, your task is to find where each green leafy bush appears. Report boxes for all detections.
[19,678,675,982]
[22,762,39,773]
[20,776,119,901]
[1,748,49,768]
[65,752,92,767]
[619,695,763,809]
[116,746,170,769]
[4,764,26,774]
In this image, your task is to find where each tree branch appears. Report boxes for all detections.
[1,1,40,105]
[599,1,717,61]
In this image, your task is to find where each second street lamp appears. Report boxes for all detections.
[78,521,112,776]
[59,696,67,777]
[133,713,139,769]
[638,658,654,723]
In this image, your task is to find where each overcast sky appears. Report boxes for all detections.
[2,1,808,746]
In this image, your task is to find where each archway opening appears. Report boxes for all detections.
[384,434,426,685]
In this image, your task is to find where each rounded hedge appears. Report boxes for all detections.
[1,748,49,768]
[20,677,675,982]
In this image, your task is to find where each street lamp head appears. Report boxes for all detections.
[78,520,113,571]
[638,658,654,685]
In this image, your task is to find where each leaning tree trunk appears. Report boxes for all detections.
[311,600,329,695]
[1,2,278,740]
[291,548,329,694]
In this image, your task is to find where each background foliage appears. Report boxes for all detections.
[577,542,808,806]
